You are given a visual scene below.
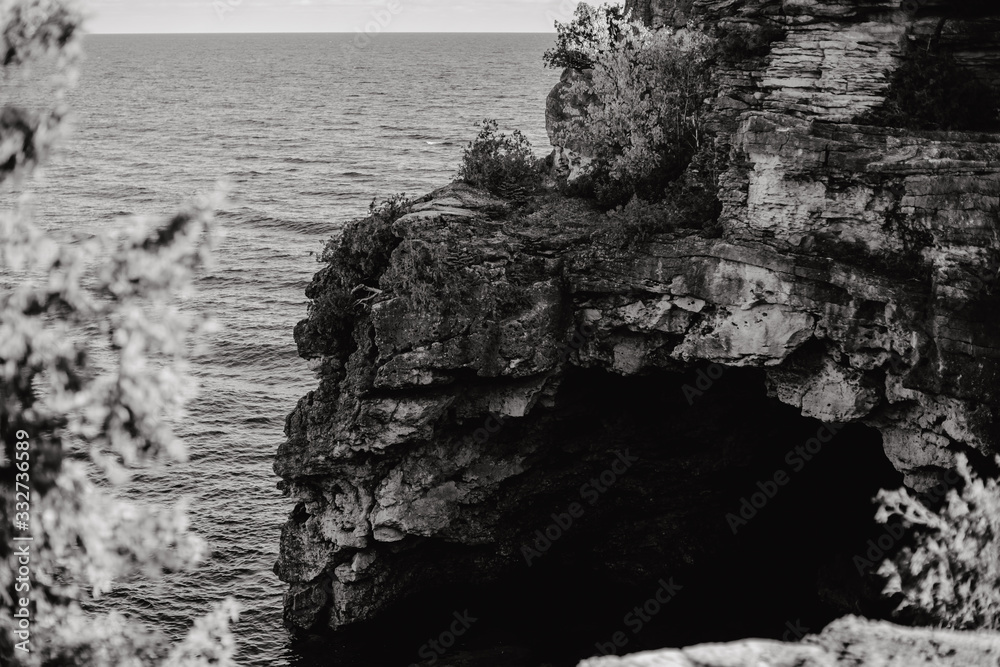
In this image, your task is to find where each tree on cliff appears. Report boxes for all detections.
[0,1,237,664]
[543,3,630,70]
[547,7,716,206]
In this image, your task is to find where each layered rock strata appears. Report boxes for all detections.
[275,0,1000,662]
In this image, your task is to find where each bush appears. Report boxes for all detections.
[319,193,411,267]
[601,175,722,247]
[543,3,631,71]
[602,197,680,247]
[368,191,413,224]
[857,44,999,131]
[549,16,716,208]
[300,194,412,359]
[457,119,540,199]
[380,238,465,311]
[875,454,1000,630]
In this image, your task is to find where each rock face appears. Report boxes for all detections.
[581,616,1000,667]
[545,67,598,185]
[274,1,1000,664]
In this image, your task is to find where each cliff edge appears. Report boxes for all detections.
[274,1,1000,664]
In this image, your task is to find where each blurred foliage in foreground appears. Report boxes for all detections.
[0,1,237,664]
[877,454,1000,631]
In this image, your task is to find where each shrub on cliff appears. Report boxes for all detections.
[601,142,725,247]
[857,44,999,132]
[0,2,238,664]
[549,17,716,207]
[299,194,412,359]
[543,3,630,71]
[875,454,1000,630]
[457,119,540,199]
[317,193,412,280]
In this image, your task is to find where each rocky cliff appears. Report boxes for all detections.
[274,1,1000,665]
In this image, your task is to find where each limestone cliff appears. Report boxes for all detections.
[275,1,1000,664]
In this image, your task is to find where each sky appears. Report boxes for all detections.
[81,0,612,34]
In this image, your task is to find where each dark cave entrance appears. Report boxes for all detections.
[293,365,904,667]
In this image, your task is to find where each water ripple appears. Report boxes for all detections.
[9,31,555,667]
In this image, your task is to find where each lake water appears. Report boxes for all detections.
[15,32,557,665]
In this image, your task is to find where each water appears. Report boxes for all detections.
[12,32,556,666]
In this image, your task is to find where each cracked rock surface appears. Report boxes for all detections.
[276,0,1000,663]
[580,616,1000,667]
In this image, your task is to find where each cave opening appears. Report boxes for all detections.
[292,365,904,667]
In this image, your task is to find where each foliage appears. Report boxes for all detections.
[380,238,465,311]
[298,194,411,359]
[378,241,533,367]
[319,193,411,268]
[600,154,724,247]
[857,43,999,132]
[602,197,679,246]
[543,2,630,71]
[0,1,237,664]
[550,18,717,208]
[367,192,412,226]
[457,119,540,200]
[875,454,1000,630]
